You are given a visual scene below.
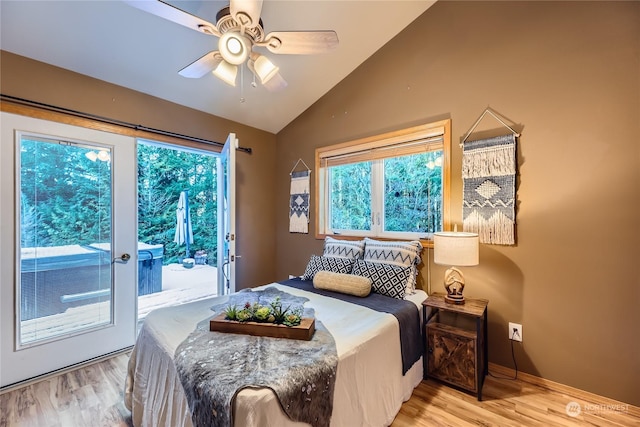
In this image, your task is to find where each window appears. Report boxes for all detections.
[316,119,451,244]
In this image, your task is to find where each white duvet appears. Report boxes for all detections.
[125,283,426,427]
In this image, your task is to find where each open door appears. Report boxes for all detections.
[217,133,237,295]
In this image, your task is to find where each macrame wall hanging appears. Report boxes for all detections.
[289,158,311,234]
[461,108,520,245]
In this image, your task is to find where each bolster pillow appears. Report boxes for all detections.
[313,270,372,297]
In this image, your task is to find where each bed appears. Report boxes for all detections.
[124,278,427,427]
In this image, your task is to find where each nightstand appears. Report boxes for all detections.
[422,293,488,400]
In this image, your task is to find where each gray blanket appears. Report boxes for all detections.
[174,287,338,427]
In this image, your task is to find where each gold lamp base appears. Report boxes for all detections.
[444,266,466,305]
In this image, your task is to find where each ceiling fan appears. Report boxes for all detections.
[125,0,339,91]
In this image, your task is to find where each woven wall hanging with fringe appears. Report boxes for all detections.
[462,134,517,245]
[289,159,311,234]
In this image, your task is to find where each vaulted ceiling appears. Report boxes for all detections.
[1,1,435,133]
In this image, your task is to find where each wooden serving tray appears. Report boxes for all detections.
[209,313,315,340]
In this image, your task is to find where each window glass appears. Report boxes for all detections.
[316,119,450,243]
[329,161,371,231]
[384,151,443,234]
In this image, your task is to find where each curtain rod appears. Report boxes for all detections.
[0,94,252,154]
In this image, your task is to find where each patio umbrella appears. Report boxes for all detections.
[174,191,193,257]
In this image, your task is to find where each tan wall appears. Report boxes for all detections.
[1,51,278,290]
[275,1,640,405]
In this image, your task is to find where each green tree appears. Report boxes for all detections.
[327,151,443,234]
[20,139,111,247]
[20,138,219,267]
[384,151,442,233]
[137,143,218,265]
[330,161,371,230]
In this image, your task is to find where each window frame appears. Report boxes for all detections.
[314,119,451,247]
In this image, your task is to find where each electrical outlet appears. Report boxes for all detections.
[509,322,523,342]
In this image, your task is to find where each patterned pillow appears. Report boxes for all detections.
[363,238,422,294]
[323,237,365,259]
[352,259,410,299]
[302,255,355,280]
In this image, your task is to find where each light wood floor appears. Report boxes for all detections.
[1,354,638,427]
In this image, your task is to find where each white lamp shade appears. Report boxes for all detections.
[212,60,238,86]
[253,55,279,84]
[434,231,479,266]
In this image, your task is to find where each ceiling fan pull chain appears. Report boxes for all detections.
[240,64,246,103]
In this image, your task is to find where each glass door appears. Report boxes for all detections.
[0,112,137,387]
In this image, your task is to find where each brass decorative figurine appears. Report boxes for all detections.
[443,266,466,304]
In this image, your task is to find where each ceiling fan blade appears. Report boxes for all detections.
[262,72,288,92]
[124,0,220,37]
[258,31,339,55]
[178,51,221,78]
[230,0,263,29]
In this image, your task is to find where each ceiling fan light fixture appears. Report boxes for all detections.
[212,60,238,86]
[253,55,279,84]
[219,32,250,65]
[127,0,339,94]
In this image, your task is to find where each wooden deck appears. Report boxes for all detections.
[20,264,218,343]
[138,263,218,319]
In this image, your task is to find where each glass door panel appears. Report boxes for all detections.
[18,136,113,345]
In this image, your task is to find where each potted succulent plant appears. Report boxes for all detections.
[223,297,303,327]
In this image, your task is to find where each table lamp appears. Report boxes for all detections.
[433,229,479,304]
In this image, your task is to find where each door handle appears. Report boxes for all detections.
[113,253,131,264]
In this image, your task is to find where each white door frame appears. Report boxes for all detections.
[217,133,237,295]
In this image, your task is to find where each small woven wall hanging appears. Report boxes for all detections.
[289,159,311,233]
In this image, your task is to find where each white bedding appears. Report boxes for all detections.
[125,283,427,427]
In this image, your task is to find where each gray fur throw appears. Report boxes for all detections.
[174,287,338,427]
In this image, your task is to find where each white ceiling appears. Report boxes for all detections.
[1,1,435,134]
